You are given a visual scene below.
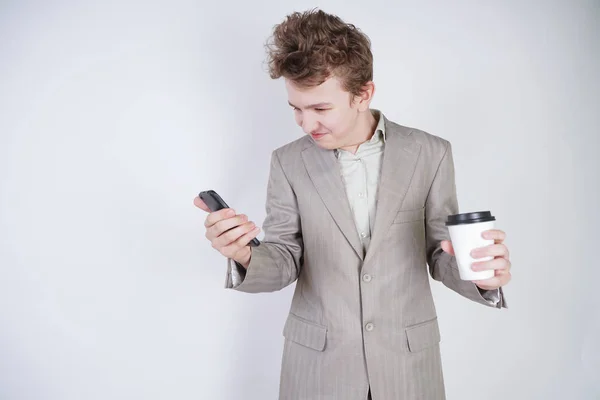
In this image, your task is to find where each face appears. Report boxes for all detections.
[285,76,374,151]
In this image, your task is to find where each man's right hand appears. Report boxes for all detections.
[194,196,260,269]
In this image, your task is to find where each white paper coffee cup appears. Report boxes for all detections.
[445,211,496,281]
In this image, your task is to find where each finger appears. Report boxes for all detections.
[220,225,261,258]
[204,207,236,228]
[482,229,506,243]
[498,270,512,285]
[471,243,509,259]
[475,268,511,288]
[471,258,511,272]
[441,240,455,256]
[213,221,256,249]
[194,196,211,212]
[490,270,511,287]
[208,214,248,238]
[473,276,503,290]
[206,214,247,241]
[234,225,261,247]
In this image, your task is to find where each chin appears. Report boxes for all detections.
[315,141,336,150]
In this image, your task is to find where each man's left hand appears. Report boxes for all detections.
[441,229,511,290]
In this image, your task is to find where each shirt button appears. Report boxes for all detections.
[358,192,365,198]
[363,274,372,282]
[365,323,374,332]
[360,232,367,238]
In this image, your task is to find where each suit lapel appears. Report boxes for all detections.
[363,118,421,267]
[300,116,421,264]
[302,145,364,261]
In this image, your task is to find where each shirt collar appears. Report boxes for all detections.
[371,109,386,143]
[334,109,386,158]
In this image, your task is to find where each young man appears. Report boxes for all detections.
[195,9,511,400]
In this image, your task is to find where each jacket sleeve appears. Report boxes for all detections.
[224,150,304,293]
[424,141,506,309]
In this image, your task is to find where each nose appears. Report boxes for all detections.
[301,114,319,134]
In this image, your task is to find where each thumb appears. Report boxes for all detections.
[441,240,455,256]
[194,196,210,212]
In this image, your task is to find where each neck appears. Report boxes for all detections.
[338,109,378,154]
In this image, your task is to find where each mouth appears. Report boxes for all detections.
[311,133,327,140]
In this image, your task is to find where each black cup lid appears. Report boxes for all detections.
[445,211,495,226]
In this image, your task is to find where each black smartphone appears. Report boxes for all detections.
[199,190,260,247]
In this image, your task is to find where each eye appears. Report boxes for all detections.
[315,108,328,112]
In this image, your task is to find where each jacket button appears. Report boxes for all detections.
[362,274,372,282]
[365,323,374,332]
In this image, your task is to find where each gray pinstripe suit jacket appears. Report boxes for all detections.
[225,114,505,399]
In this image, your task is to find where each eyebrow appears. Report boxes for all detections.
[288,101,333,109]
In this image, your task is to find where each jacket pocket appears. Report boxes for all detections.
[405,317,441,352]
[283,313,327,351]
[392,207,425,224]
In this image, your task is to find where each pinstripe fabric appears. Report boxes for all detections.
[224,112,506,399]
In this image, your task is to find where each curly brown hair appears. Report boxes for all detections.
[265,9,373,97]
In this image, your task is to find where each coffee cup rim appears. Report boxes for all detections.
[445,211,496,226]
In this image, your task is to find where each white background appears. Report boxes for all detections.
[1,1,599,399]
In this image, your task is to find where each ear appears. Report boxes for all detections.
[353,81,376,112]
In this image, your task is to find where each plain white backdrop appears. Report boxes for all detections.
[1,1,599,399]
